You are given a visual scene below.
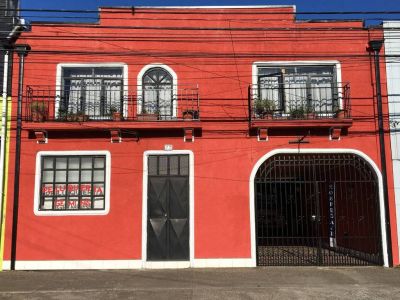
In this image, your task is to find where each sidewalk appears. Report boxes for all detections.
[0,267,399,299]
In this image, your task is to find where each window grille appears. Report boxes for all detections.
[60,67,123,120]
[257,65,338,115]
[142,67,173,119]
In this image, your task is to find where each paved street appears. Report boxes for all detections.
[0,267,399,299]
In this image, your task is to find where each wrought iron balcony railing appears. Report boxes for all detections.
[249,83,351,121]
[25,84,200,122]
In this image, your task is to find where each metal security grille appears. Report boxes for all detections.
[61,67,124,120]
[255,153,382,266]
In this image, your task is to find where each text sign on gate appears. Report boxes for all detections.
[328,182,336,247]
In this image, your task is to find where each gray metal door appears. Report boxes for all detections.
[147,155,189,261]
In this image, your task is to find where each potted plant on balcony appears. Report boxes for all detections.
[335,108,346,119]
[58,107,68,121]
[67,110,89,122]
[289,106,306,119]
[137,106,159,121]
[305,106,316,119]
[254,98,276,119]
[30,101,48,122]
[110,105,123,121]
[182,109,199,120]
[75,110,89,122]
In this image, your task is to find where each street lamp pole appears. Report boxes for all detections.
[10,44,30,271]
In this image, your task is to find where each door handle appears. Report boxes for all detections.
[311,215,320,222]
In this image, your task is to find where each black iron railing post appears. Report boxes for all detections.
[248,85,252,128]
[24,84,200,122]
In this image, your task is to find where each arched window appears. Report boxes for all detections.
[142,67,173,119]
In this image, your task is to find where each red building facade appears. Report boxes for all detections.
[1,5,399,269]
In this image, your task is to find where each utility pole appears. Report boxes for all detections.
[10,44,30,271]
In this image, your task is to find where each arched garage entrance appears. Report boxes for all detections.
[254,152,383,266]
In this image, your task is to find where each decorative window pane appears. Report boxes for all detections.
[39,155,106,211]
[42,171,54,183]
[142,67,173,119]
[69,157,80,169]
[55,170,66,182]
[54,184,66,196]
[81,157,92,169]
[43,158,53,169]
[94,183,105,195]
[148,155,189,176]
[159,156,168,175]
[93,197,105,209]
[93,170,104,182]
[148,156,157,176]
[170,156,179,175]
[42,184,53,196]
[67,198,79,210]
[257,65,337,114]
[68,170,79,182]
[68,183,79,196]
[81,170,92,182]
[180,156,189,176]
[94,157,105,169]
[43,197,53,210]
[56,157,67,169]
[61,67,123,120]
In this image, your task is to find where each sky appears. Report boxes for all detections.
[19,0,400,24]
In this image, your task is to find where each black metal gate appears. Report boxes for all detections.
[255,153,383,266]
[147,155,190,261]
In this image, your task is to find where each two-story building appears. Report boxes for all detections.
[1,5,398,270]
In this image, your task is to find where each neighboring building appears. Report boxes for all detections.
[0,0,19,92]
[384,21,400,262]
[1,6,399,270]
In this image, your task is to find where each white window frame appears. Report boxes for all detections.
[55,63,129,119]
[34,150,111,216]
[137,63,178,118]
[252,60,343,114]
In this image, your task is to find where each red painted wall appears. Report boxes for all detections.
[3,6,399,266]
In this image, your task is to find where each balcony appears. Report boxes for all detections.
[248,83,352,129]
[24,84,200,131]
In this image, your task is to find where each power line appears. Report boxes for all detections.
[3,7,400,15]
[24,24,381,31]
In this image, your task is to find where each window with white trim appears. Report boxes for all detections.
[141,67,174,119]
[257,65,338,114]
[60,67,123,120]
[39,155,106,211]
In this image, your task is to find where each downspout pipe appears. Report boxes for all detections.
[6,19,29,45]
[368,40,393,267]
[10,44,30,271]
[0,49,10,243]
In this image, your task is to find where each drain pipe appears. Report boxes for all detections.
[0,49,10,240]
[368,40,393,267]
[10,44,30,271]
